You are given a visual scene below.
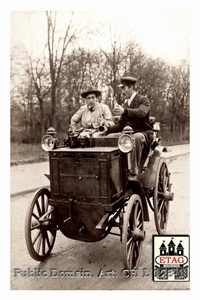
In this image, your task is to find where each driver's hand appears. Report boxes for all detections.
[113,104,124,115]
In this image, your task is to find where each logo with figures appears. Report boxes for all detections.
[153,235,190,282]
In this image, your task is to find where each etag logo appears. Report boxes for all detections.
[155,255,188,265]
[153,235,190,282]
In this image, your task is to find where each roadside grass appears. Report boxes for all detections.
[11,142,48,165]
[10,140,189,165]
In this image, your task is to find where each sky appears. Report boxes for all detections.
[10,8,190,66]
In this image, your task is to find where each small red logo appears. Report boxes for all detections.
[155,255,188,265]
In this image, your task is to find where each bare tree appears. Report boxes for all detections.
[165,61,190,142]
[24,53,51,136]
[101,40,131,104]
[46,11,82,127]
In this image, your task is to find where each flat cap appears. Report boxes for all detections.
[120,76,138,85]
[81,86,101,98]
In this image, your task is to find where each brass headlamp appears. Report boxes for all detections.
[41,127,59,151]
[118,126,135,153]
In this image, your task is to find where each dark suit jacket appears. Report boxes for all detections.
[107,93,153,144]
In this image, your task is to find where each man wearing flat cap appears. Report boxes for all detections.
[70,86,114,134]
[106,76,153,179]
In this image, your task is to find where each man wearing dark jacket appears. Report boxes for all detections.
[106,76,153,179]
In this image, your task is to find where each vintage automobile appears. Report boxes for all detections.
[25,121,174,268]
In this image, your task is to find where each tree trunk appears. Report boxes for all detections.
[39,100,45,137]
[179,122,183,143]
[51,85,56,128]
[170,114,176,140]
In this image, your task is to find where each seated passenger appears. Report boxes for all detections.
[106,76,153,179]
[70,86,114,137]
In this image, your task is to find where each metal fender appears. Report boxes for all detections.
[127,181,150,222]
[138,146,165,188]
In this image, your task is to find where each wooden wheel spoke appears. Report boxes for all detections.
[41,229,52,256]
[163,176,168,189]
[160,164,166,180]
[45,196,49,212]
[32,212,39,221]
[137,219,143,229]
[32,229,42,246]
[157,201,165,225]
[134,241,139,258]
[129,212,134,230]
[127,234,134,246]
[45,231,51,248]
[31,224,40,230]
[41,194,45,214]
[127,239,134,262]
[135,209,142,226]
[129,202,140,228]
[36,233,42,254]
[161,167,169,191]
[36,199,42,217]
[158,200,168,228]
[133,202,139,223]
[162,204,168,221]
[129,241,139,263]
[159,213,166,229]
[42,232,46,255]
[158,199,164,213]
[127,227,133,236]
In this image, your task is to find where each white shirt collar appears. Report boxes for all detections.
[128,91,137,106]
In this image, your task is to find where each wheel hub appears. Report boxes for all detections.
[131,228,146,241]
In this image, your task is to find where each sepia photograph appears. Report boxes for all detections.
[8,0,194,297]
